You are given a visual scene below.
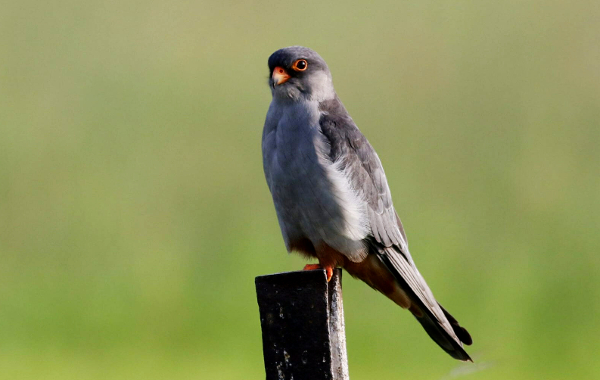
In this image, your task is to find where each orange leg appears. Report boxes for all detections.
[303,264,334,282]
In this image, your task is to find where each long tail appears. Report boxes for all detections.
[377,247,472,361]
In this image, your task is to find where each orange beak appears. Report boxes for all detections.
[272,66,290,85]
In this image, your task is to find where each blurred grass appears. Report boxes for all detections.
[1,0,599,379]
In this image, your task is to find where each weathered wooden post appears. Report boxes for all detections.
[255,269,349,380]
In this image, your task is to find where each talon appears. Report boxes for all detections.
[325,266,333,282]
[303,264,321,271]
[302,264,334,282]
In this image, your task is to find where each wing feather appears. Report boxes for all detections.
[319,97,409,255]
[318,96,470,359]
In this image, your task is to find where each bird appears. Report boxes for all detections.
[261,46,472,361]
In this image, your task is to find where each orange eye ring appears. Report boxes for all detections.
[291,59,308,72]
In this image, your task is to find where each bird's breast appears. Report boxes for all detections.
[262,101,368,260]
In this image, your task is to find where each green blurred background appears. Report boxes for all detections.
[1,1,599,379]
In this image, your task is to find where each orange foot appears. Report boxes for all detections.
[303,264,334,282]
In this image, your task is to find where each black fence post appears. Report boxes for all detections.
[255,269,349,380]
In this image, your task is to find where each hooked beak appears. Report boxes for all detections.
[272,66,290,86]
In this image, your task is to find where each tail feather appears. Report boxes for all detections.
[439,303,472,346]
[414,311,472,361]
[376,248,472,361]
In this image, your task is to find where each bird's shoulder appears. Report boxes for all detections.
[318,97,370,161]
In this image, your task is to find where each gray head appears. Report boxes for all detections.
[268,46,335,102]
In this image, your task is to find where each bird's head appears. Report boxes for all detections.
[268,46,335,102]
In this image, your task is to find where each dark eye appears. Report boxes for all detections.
[292,59,308,71]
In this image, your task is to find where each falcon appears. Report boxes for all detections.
[261,46,472,361]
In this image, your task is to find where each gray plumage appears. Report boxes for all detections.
[262,46,472,361]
